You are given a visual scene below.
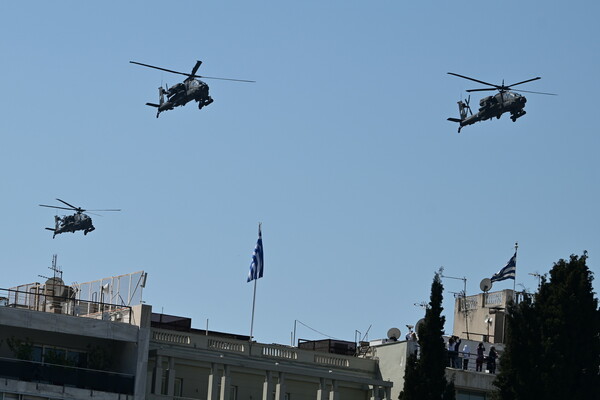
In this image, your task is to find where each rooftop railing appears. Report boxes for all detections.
[0,287,133,324]
[151,328,377,374]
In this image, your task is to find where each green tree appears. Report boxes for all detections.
[6,336,34,360]
[400,271,455,400]
[495,253,600,399]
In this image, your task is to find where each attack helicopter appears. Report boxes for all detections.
[447,72,556,133]
[130,60,255,118]
[39,199,121,238]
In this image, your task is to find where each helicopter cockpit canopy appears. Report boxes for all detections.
[504,92,520,99]
[480,96,493,106]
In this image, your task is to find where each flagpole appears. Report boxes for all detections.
[248,222,262,341]
[250,277,257,341]
[513,242,518,300]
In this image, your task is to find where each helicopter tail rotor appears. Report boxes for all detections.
[158,86,166,105]
[464,95,473,116]
[457,98,471,121]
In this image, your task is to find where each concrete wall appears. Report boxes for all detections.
[0,304,139,342]
[369,340,414,400]
[452,289,514,344]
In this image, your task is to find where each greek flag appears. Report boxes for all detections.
[491,252,517,282]
[247,226,264,282]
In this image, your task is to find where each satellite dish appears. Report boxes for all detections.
[480,278,493,292]
[415,318,425,334]
[387,327,401,341]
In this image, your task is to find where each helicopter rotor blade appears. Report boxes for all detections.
[189,74,256,83]
[447,72,498,88]
[512,89,557,96]
[86,209,122,212]
[506,77,541,88]
[466,88,497,93]
[39,204,74,211]
[131,61,255,83]
[190,60,202,76]
[130,61,192,78]
[56,198,80,210]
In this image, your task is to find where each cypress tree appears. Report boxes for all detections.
[495,253,600,399]
[400,271,455,400]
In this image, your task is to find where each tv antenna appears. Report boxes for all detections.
[528,272,541,288]
[441,269,469,339]
[414,301,429,309]
[38,254,63,281]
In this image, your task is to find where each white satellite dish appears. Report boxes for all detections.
[387,327,401,341]
[480,278,493,292]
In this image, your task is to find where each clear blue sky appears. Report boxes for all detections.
[1,1,598,345]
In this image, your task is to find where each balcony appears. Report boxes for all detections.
[0,356,134,395]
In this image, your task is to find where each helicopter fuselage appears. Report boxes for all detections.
[453,91,528,132]
[166,79,211,106]
[154,79,213,116]
[47,213,95,238]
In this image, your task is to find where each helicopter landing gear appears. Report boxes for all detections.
[511,110,526,122]
[198,97,214,110]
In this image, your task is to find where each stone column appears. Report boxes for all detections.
[316,377,327,400]
[219,364,231,400]
[262,370,274,400]
[166,356,176,396]
[207,363,219,400]
[328,379,339,400]
[383,386,391,400]
[152,355,163,395]
[274,372,285,400]
[370,385,381,400]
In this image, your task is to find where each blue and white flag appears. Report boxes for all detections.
[491,252,517,282]
[247,226,264,282]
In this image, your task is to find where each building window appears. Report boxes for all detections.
[161,371,182,396]
[174,377,183,397]
[457,391,486,400]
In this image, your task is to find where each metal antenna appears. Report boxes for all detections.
[528,272,541,288]
[50,254,63,280]
[441,270,469,339]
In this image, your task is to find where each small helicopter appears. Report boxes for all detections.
[39,199,121,238]
[130,60,255,118]
[447,72,556,133]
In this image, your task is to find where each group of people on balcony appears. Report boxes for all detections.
[447,336,498,374]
